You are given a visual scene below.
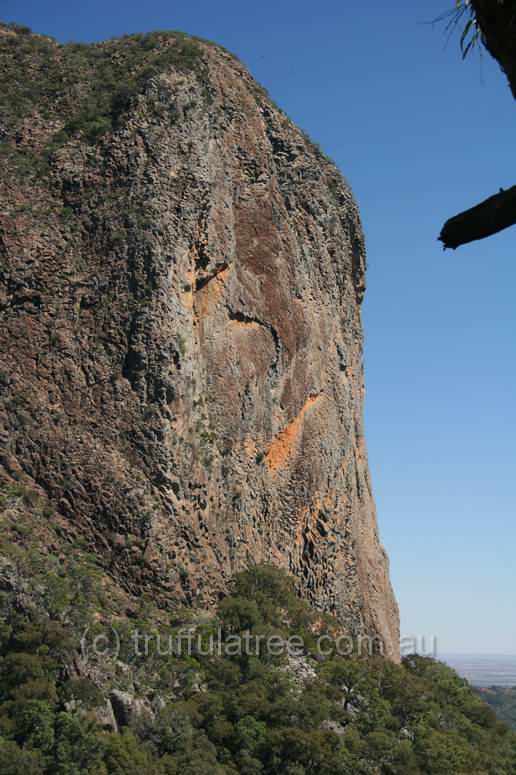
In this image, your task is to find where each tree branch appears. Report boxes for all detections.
[439,185,516,249]
[471,0,516,100]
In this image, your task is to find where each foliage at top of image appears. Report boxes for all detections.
[434,1,483,59]
[0,533,515,775]
[454,0,482,59]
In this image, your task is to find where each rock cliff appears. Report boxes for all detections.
[0,25,399,658]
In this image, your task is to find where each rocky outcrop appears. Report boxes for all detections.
[0,26,399,658]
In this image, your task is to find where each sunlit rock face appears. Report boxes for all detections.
[0,26,399,659]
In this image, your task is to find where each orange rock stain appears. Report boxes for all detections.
[194,266,230,319]
[264,393,321,472]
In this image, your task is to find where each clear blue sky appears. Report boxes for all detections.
[4,0,515,655]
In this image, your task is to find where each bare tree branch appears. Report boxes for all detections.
[439,185,516,249]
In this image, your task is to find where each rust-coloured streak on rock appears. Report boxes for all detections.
[194,266,230,318]
[265,394,322,472]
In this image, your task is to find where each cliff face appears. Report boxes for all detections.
[0,26,399,658]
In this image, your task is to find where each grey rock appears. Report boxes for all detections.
[109,690,154,728]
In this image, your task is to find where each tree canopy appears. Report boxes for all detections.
[0,533,515,774]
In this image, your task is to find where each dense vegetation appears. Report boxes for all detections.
[480,687,516,730]
[0,530,514,775]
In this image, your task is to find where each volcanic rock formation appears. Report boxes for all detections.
[0,25,399,659]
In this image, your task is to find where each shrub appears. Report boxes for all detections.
[0,738,44,774]
[0,542,514,774]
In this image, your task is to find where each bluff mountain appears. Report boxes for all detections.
[0,25,399,659]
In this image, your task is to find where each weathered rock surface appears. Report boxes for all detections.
[0,26,399,658]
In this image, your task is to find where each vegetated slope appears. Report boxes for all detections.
[480,687,516,729]
[0,23,399,657]
[0,542,514,774]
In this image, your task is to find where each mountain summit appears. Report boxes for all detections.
[0,25,399,659]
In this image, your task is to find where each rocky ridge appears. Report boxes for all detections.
[0,25,399,659]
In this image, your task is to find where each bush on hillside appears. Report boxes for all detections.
[0,536,514,774]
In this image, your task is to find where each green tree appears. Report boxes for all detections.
[0,738,44,775]
[12,700,54,752]
[52,713,106,775]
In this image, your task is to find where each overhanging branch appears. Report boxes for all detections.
[439,185,516,249]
